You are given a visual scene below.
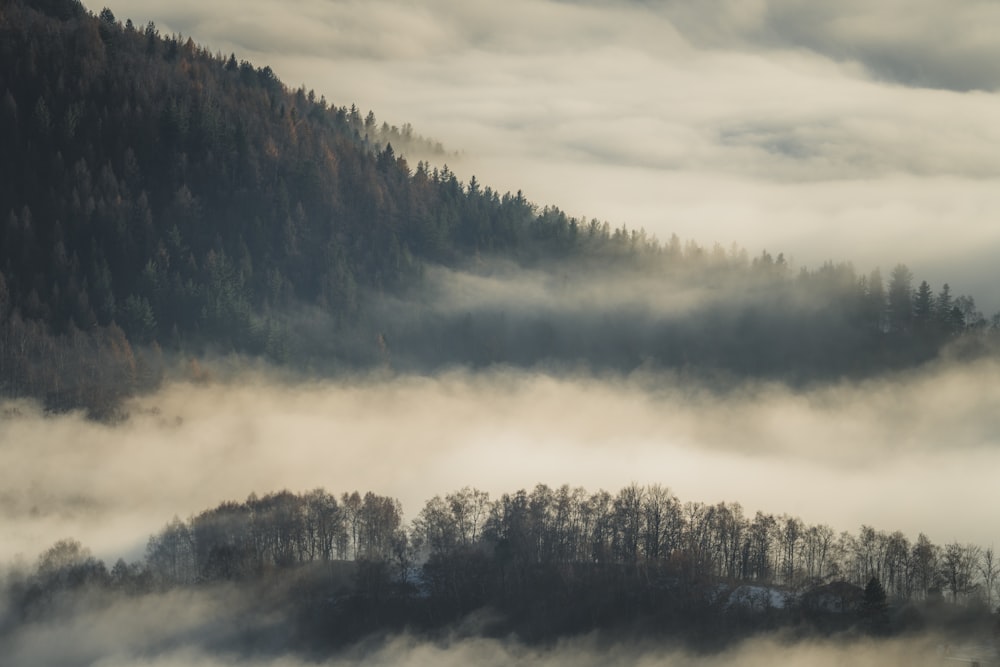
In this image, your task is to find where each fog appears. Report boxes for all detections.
[2,353,1000,565]
[96,0,1000,312]
[1,586,273,667]
[0,588,952,667]
[378,262,722,325]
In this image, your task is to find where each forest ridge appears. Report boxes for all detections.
[6,483,995,653]
[2,0,1000,418]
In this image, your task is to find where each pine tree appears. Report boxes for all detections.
[860,576,890,635]
[913,280,934,329]
[936,283,954,331]
[886,263,913,334]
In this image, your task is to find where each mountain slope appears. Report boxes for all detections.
[1,0,996,416]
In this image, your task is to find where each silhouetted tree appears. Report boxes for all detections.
[887,264,913,334]
[860,576,889,634]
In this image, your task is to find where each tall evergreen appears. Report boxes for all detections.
[860,576,890,635]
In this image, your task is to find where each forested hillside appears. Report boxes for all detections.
[4,483,996,654]
[2,0,999,417]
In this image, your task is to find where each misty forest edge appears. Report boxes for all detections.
[7,483,998,654]
[3,0,1000,419]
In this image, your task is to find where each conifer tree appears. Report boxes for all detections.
[861,576,890,635]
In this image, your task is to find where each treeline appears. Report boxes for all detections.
[3,0,1000,416]
[376,254,1000,380]
[137,484,998,606]
[5,484,997,650]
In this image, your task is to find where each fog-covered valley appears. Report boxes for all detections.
[4,0,1000,663]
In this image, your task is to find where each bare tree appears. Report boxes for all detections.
[446,487,490,548]
[801,524,834,583]
[941,542,982,604]
[341,491,362,560]
[978,546,999,609]
[778,515,803,585]
[146,517,195,586]
[910,533,939,599]
[641,484,680,563]
[358,492,402,561]
[414,495,459,558]
[613,483,645,564]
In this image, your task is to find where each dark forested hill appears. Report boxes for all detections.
[0,0,543,411]
[1,0,521,329]
[1,0,998,416]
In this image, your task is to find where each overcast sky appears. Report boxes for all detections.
[96,0,1000,311]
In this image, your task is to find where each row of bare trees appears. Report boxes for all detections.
[139,483,999,608]
[13,484,999,651]
[414,484,996,605]
[145,489,402,585]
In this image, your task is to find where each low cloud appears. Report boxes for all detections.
[333,634,946,667]
[3,354,1000,564]
[2,610,953,667]
[2,584,291,667]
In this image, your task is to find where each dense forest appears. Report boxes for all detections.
[3,483,997,656]
[2,0,1000,417]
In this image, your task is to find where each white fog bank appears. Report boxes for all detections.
[2,359,999,563]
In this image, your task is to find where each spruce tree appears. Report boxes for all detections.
[861,576,890,635]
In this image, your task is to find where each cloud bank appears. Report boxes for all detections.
[2,605,953,667]
[3,357,1000,564]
